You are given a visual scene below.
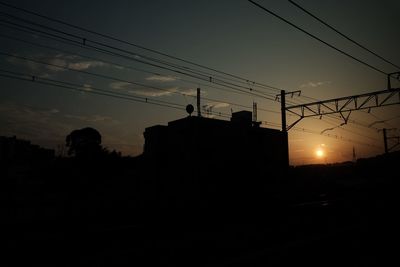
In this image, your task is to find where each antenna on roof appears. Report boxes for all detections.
[253,101,257,122]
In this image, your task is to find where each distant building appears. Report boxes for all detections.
[0,136,55,163]
[143,111,288,169]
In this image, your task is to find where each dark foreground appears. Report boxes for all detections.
[2,152,399,266]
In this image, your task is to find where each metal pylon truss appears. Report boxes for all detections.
[285,88,400,131]
[387,136,400,152]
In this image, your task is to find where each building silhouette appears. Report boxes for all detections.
[0,136,54,163]
[143,110,288,170]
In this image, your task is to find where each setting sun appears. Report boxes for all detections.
[316,149,325,158]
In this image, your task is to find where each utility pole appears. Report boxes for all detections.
[276,90,301,168]
[197,88,201,117]
[280,90,289,167]
[281,90,286,132]
[379,128,399,154]
[383,128,388,154]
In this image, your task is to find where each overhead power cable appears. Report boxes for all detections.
[0,33,282,113]
[247,0,391,76]
[1,1,395,140]
[0,68,232,119]
[260,120,381,149]
[0,70,383,151]
[0,16,278,101]
[0,49,282,113]
[288,0,400,70]
[0,69,185,110]
[0,1,284,93]
[0,69,237,120]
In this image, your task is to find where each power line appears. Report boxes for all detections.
[0,17,279,101]
[0,70,185,110]
[0,7,320,106]
[0,70,382,152]
[247,0,390,76]
[0,51,195,98]
[321,117,380,142]
[0,39,278,115]
[0,2,285,93]
[260,120,381,149]
[3,0,397,114]
[0,2,396,140]
[0,68,236,120]
[1,51,277,110]
[0,31,167,78]
[291,126,381,149]
[288,0,400,70]
[0,32,279,112]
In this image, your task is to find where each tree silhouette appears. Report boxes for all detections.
[66,127,102,159]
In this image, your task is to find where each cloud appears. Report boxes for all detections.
[50,54,107,71]
[47,58,68,71]
[64,114,117,123]
[180,88,198,96]
[129,87,177,97]
[110,81,131,90]
[110,82,176,97]
[213,102,230,109]
[300,81,331,88]
[110,82,197,98]
[145,75,177,82]
[5,53,108,73]
[203,102,230,109]
[6,55,40,71]
[68,61,107,70]
[83,84,93,91]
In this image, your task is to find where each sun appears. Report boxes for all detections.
[315,149,324,158]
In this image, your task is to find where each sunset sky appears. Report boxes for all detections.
[1,0,399,165]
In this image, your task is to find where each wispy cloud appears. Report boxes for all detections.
[68,61,107,70]
[110,80,180,97]
[5,53,108,73]
[47,57,67,71]
[145,75,177,82]
[180,88,198,96]
[83,84,93,91]
[129,87,177,97]
[300,81,331,88]
[64,114,118,123]
[6,55,40,71]
[110,81,131,90]
[203,102,230,109]
[110,82,197,98]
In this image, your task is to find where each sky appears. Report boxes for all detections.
[0,0,399,165]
